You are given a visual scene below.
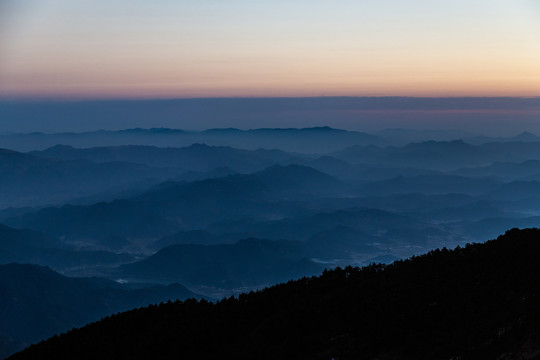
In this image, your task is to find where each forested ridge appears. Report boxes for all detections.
[10,228,540,360]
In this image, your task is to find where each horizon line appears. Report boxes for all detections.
[2,95,540,103]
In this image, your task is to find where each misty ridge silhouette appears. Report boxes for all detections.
[2,124,540,358]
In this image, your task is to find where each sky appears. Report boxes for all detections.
[1,0,540,99]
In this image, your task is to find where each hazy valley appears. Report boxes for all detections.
[2,126,540,358]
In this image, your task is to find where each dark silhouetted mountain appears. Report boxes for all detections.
[0,148,182,208]
[0,263,200,359]
[115,238,320,288]
[30,143,295,173]
[12,228,540,360]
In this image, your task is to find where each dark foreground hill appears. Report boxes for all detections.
[0,264,199,359]
[10,228,540,360]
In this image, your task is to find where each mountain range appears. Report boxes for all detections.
[0,126,381,153]
[3,126,540,358]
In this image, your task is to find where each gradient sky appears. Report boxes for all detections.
[1,0,539,99]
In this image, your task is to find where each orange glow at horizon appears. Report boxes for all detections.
[1,0,539,99]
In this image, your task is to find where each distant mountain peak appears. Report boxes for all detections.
[186,143,212,149]
[46,144,76,150]
[515,131,538,140]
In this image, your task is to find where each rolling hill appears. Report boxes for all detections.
[115,238,321,288]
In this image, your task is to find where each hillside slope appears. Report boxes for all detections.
[0,264,199,359]
[10,228,540,359]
